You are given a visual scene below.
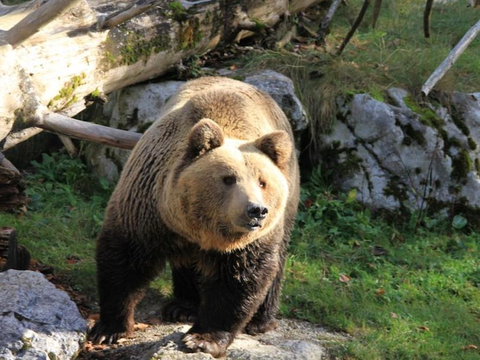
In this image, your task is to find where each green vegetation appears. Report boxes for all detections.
[0,153,110,297]
[168,1,188,22]
[47,74,86,111]
[1,155,478,358]
[452,148,473,182]
[238,0,480,137]
[283,167,480,359]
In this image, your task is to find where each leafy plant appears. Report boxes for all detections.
[282,167,480,359]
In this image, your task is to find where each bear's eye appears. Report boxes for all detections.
[223,175,236,186]
[259,180,267,189]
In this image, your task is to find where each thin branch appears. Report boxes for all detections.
[371,0,382,29]
[58,135,77,157]
[101,0,158,30]
[423,0,434,38]
[317,0,342,45]
[1,127,43,151]
[1,0,81,47]
[422,19,480,96]
[32,108,141,149]
[336,0,371,56]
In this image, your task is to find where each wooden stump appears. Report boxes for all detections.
[0,153,27,212]
[0,227,31,271]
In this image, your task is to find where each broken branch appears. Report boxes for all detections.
[34,109,141,149]
[317,0,342,45]
[336,0,371,55]
[1,0,81,47]
[422,19,480,96]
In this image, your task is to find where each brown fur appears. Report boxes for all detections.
[90,77,300,357]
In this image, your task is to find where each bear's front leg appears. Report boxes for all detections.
[182,246,278,358]
[90,231,165,344]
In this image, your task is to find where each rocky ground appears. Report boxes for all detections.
[79,289,346,360]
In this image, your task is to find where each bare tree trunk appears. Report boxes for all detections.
[336,0,370,56]
[424,0,434,38]
[0,0,325,150]
[371,0,382,29]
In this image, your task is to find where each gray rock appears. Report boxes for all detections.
[319,89,480,215]
[0,270,87,360]
[387,87,409,109]
[244,70,309,133]
[85,81,184,182]
[105,81,185,131]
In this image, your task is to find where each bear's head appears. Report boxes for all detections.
[160,119,292,252]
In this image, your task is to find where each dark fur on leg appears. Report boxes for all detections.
[244,273,282,335]
[162,265,200,323]
[182,241,280,357]
[90,230,165,344]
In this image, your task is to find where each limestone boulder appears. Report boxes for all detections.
[319,89,480,220]
[0,270,87,360]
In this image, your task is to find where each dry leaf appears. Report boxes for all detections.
[417,326,430,332]
[88,314,100,321]
[304,198,313,209]
[376,288,385,297]
[391,312,398,318]
[134,323,150,330]
[462,345,478,350]
[339,274,350,283]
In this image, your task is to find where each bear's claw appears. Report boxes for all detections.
[182,331,231,358]
[89,320,129,345]
[162,299,198,323]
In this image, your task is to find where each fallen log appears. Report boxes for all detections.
[0,0,326,150]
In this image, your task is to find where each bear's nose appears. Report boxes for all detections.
[247,203,268,219]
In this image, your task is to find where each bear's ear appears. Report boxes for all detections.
[254,131,292,170]
[187,118,224,158]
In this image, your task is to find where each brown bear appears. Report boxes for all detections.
[89,76,300,357]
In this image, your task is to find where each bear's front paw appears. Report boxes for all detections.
[162,298,198,323]
[244,318,278,335]
[89,320,131,345]
[182,330,232,358]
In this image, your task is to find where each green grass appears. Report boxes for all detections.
[237,0,480,137]
[282,168,480,359]
[1,155,479,358]
[0,153,111,298]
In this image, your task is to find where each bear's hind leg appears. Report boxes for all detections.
[90,231,165,344]
[162,265,200,323]
[244,271,281,335]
